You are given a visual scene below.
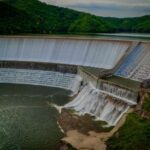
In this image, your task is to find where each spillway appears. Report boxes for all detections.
[64,65,138,126]
[65,83,129,126]
[0,68,82,94]
[97,80,137,105]
[0,36,130,69]
[115,42,150,82]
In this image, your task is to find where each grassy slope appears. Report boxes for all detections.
[107,94,150,150]
[107,113,150,150]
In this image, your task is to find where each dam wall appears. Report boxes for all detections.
[0,68,82,94]
[0,36,131,69]
[78,67,98,87]
[78,67,138,104]
[97,80,137,105]
[65,67,138,125]
[65,83,129,126]
[0,61,78,74]
[115,42,150,82]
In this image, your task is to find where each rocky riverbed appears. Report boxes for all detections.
[58,108,133,150]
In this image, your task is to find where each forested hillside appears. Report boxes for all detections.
[102,15,150,33]
[0,2,36,34]
[1,0,108,34]
[0,0,150,34]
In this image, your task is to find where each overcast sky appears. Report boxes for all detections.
[40,0,150,18]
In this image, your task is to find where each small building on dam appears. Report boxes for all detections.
[0,35,150,126]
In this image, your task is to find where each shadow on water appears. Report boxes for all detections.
[0,83,71,150]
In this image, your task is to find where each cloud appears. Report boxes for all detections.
[41,0,150,6]
[40,0,150,17]
[67,3,150,17]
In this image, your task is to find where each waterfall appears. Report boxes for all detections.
[0,37,129,69]
[98,80,137,105]
[65,83,130,126]
[69,75,82,95]
[0,68,82,94]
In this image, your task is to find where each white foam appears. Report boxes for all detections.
[0,68,82,94]
[65,83,130,126]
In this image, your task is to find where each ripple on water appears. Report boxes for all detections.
[0,84,71,150]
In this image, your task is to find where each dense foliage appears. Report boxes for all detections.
[0,0,150,34]
[107,113,150,150]
[102,16,150,33]
[1,0,81,34]
[0,2,36,34]
[6,0,81,33]
[69,14,108,33]
[143,94,150,112]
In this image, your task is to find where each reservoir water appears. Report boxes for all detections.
[0,84,71,150]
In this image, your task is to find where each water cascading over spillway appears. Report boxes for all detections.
[65,83,130,126]
[0,68,82,94]
[0,37,130,69]
[115,43,150,82]
[98,80,137,105]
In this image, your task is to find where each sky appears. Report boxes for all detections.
[40,0,150,18]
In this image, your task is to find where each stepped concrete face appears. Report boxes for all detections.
[66,66,138,125]
[97,80,137,105]
[0,37,130,69]
[115,43,150,82]
[65,83,130,126]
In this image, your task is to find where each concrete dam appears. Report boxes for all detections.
[0,36,149,126]
[0,36,130,69]
[115,42,150,82]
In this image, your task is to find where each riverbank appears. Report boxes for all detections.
[58,108,133,150]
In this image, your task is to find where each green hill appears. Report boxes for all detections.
[69,14,108,33]
[102,15,150,33]
[2,0,107,34]
[0,0,150,34]
[5,0,81,33]
[0,2,36,34]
